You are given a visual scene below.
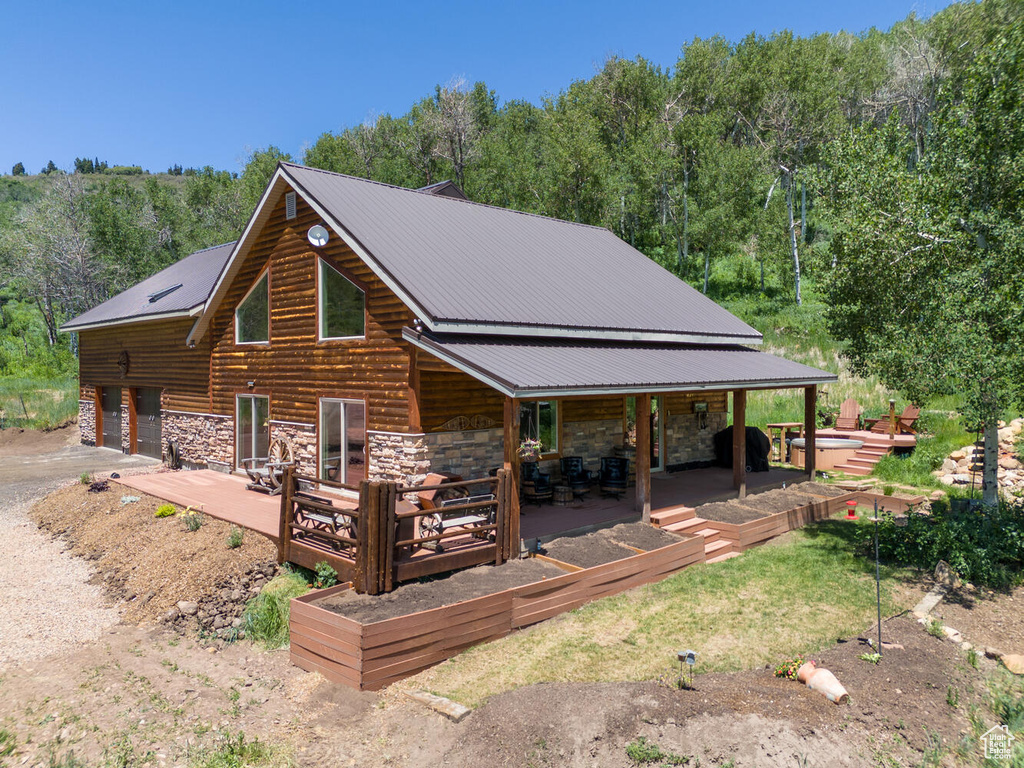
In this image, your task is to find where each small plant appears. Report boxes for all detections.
[946,685,959,708]
[155,503,177,518]
[625,737,690,765]
[181,506,205,532]
[966,647,979,668]
[774,656,805,680]
[882,484,895,497]
[0,727,16,761]
[186,729,283,768]
[227,527,244,549]
[313,561,338,589]
[79,472,91,485]
[242,571,311,649]
[858,652,882,665]
[926,618,945,639]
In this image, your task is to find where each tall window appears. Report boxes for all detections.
[235,272,269,344]
[237,395,269,465]
[520,400,558,454]
[319,260,365,340]
[320,398,366,485]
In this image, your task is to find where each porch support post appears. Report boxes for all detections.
[407,348,422,433]
[804,385,817,480]
[635,393,652,522]
[503,396,521,557]
[733,389,747,498]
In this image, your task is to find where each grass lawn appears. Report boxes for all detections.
[0,374,78,430]
[406,518,912,708]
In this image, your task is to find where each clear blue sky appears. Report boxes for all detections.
[1,0,954,176]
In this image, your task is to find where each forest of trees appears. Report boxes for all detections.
[0,0,1021,466]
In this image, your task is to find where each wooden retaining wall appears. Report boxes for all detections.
[702,495,845,551]
[290,534,706,690]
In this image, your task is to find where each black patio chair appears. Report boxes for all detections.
[599,456,629,499]
[560,456,595,500]
[521,461,553,505]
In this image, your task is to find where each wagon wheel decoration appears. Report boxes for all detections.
[266,437,294,491]
[418,512,445,541]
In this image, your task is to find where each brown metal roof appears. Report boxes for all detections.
[403,328,836,398]
[280,163,762,344]
[61,242,235,331]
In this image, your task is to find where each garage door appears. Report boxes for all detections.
[134,388,162,459]
[100,387,121,450]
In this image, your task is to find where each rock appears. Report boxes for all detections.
[935,560,961,588]
[230,589,242,602]
[942,626,963,643]
[985,647,1004,660]
[231,618,242,628]
[999,457,1021,470]
[940,475,956,486]
[950,450,967,461]
[163,608,180,623]
[1002,654,1024,675]
[941,458,958,473]
[930,490,946,501]
[951,473,972,484]
[141,591,155,605]
[176,601,199,616]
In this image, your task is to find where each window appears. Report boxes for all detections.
[235,272,269,344]
[520,400,558,454]
[237,395,269,465]
[320,398,366,485]
[319,259,365,340]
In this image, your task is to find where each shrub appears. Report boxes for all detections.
[242,571,310,649]
[868,497,1024,589]
[181,506,205,532]
[155,503,176,518]
[79,472,90,485]
[227,527,244,549]
[313,561,337,589]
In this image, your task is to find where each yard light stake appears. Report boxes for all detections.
[677,650,697,689]
[874,499,882,653]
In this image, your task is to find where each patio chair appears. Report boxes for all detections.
[521,461,553,506]
[598,456,629,499]
[559,456,595,500]
[834,398,862,431]
[242,438,294,496]
[867,404,921,435]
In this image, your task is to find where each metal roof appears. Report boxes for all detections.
[279,163,762,344]
[404,328,836,399]
[61,242,235,331]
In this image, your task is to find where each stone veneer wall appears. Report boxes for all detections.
[367,431,431,485]
[269,421,316,476]
[162,410,233,470]
[79,399,96,446]
[561,418,623,474]
[664,411,727,467]
[119,404,131,453]
[423,427,505,480]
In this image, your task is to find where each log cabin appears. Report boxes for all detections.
[63,161,836,526]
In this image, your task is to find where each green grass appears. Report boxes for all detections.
[0,374,78,430]
[187,730,291,768]
[408,518,906,708]
[241,571,310,649]
[872,410,974,489]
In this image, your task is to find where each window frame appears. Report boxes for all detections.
[318,396,367,488]
[317,258,367,342]
[519,399,560,457]
[234,270,270,346]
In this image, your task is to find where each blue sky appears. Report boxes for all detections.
[1,0,953,176]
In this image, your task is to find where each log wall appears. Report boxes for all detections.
[78,317,212,413]
[208,191,416,432]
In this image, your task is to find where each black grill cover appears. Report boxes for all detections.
[713,426,771,472]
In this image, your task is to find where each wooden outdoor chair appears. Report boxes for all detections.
[867,405,921,435]
[292,491,356,552]
[416,481,496,552]
[242,438,295,495]
[834,398,862,431]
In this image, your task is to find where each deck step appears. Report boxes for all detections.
[707,550,742,564]
[834,463,873,476]
[663,516,708,535]
[704,539,733,558]
[848,456,881,467]
[650,506,696,528]
[693,527,723,544]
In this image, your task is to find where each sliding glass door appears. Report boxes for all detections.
[237,395,269,466]
[320,399,366,485]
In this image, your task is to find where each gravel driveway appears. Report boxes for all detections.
[0,442,158,669]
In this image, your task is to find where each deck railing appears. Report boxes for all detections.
[278,467,515,594]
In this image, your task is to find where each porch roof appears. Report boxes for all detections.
[404,328,836,399]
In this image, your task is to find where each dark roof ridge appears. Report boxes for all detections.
[186,240,237,255]
[279,161,611,233]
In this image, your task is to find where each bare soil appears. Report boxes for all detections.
[0,423,78,455]
[695,482,844,525]
[29,481,278,624]
[933,584,1024,657]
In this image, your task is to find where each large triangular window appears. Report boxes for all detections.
[235,272,269,344]
[319,259,365,340]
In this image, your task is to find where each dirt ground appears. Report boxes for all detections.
[0,431,1019,768]
[0,422,78,455]
[695,482,844,525]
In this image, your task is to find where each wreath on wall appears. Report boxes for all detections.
[117,350,130,378]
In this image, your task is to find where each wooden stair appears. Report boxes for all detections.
[834,437,897,476]
[651,505,739,562]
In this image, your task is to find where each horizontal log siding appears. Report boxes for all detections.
[562,397,623,422]
[78,318,211,412]
[664,390,727,415]
[419,369,504,430]
[209,191,416,430]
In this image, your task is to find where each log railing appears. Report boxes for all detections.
[278,467,515,595]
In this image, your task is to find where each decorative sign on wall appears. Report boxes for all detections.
[118,350,130,378]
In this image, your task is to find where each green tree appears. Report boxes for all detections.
[11,163,25,177]
[240,145,292,212]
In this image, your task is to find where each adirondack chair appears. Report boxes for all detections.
[834,398,862,431]
[868,405,921,435]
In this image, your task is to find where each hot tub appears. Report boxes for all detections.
[789,437,864,472]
